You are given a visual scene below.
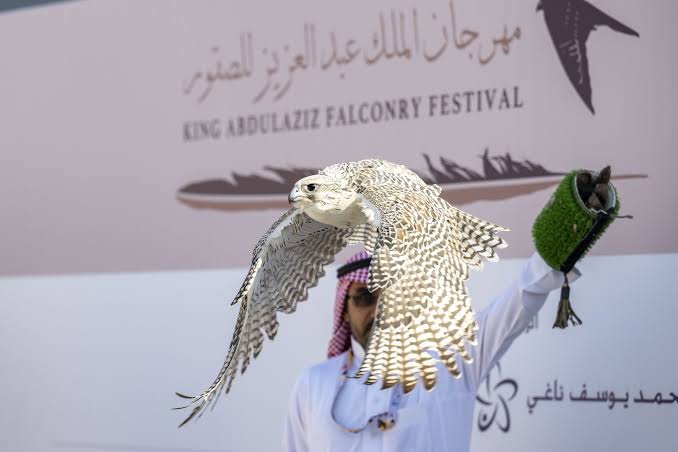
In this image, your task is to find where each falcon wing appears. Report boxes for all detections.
[543,1,595,113]
[347,160,507,393]
[542,1,638,114]
[582,1,639,37]
[175,209,351,426]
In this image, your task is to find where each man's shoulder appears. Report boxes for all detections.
[292,353,346,399]
[305,353,345,379]
[294,353,345,389]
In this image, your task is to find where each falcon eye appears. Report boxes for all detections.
[306,183,317,192]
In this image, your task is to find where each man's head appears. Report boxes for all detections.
[342,282,380,351]
[327,250,377,358]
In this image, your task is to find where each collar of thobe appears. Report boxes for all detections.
[330,335,402,432]
[348,336,365,374]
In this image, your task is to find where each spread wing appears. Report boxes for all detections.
[346,160,508,393]
[542,1,638,114]
[543,0,595,113]
[175,209,351,426]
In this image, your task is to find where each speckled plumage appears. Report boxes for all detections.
[175,159,507,426]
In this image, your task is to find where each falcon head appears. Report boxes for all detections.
[288,174,362,226]
[288,174,353,207]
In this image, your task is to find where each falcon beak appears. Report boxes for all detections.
[288,187,303,205]
[536,1,543,11]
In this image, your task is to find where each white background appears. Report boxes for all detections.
[2,254,677,451]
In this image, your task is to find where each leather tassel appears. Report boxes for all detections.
[552,275,582,329]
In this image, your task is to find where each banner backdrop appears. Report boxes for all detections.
[1,1,676,451]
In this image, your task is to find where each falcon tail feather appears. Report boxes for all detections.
[174,295,250,427]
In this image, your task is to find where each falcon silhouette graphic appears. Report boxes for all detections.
[537,0,639,114]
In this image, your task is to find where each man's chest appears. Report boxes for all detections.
[304,370,477,452]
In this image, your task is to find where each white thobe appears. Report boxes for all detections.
[283,253,579,452]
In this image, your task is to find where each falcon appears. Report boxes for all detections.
[175,159,508,426]
[537,0,639,114]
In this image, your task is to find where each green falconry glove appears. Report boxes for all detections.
[532,166,631,329]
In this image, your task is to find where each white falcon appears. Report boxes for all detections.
[175,159,508,426]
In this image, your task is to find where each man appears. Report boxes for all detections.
[282,250,579,451]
